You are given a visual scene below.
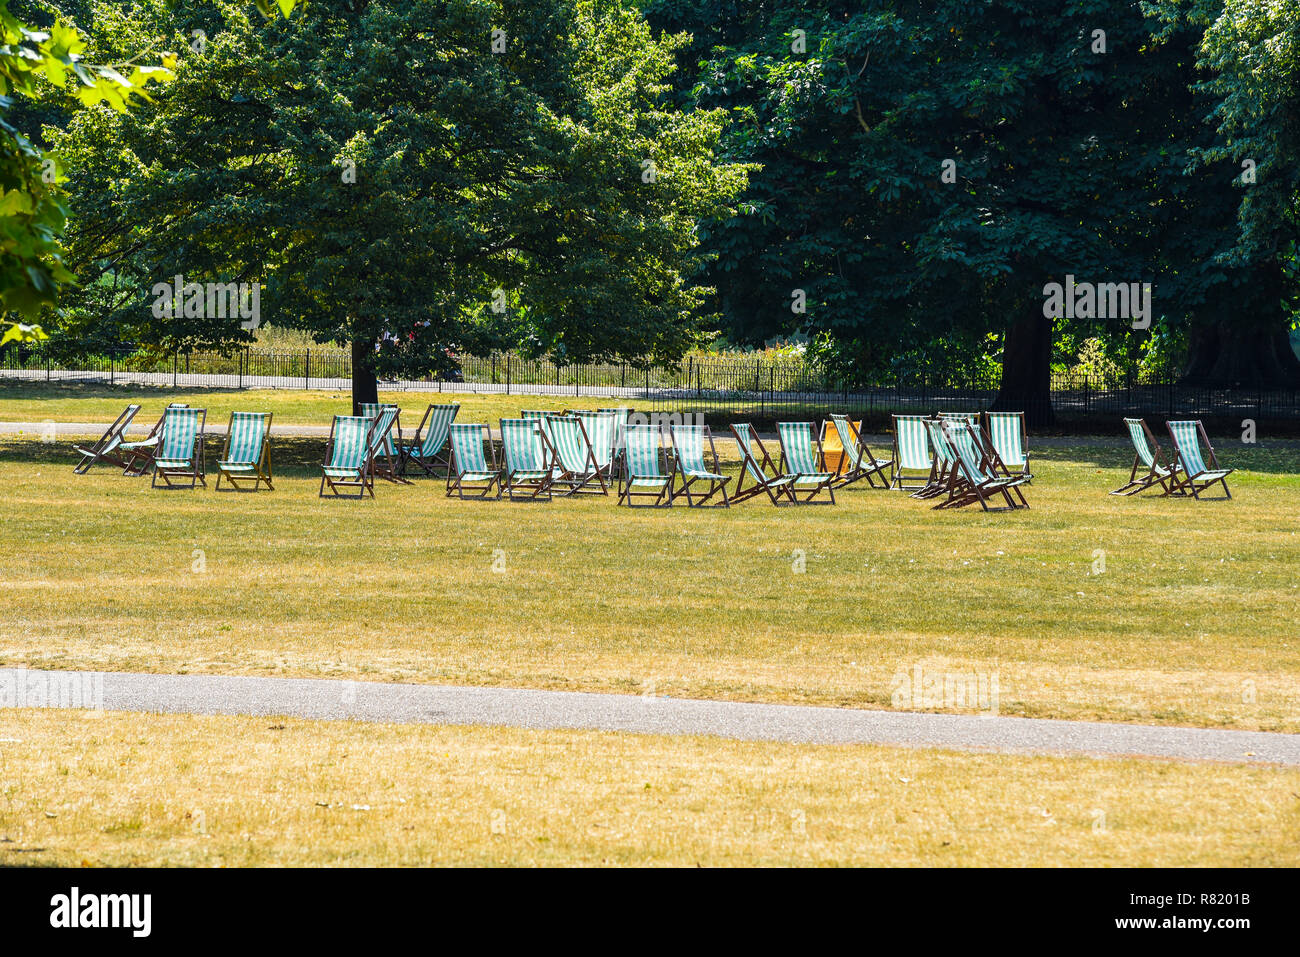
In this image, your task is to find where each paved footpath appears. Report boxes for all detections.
[4,668,1296,766]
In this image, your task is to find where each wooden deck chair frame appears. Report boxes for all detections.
[984,411,1032,482]
[617,424,673,507]
[776,421,837,505]
[320,414,378,499]
[73,404,141,474]
[151,407,208,489]
[500,418,556,501]
[119,402,188,476]
[891,414,934,491]
[546,414,608,496]
[827,414,892,489]
[934,418,1029,511]
[728,423,796,505]
[669,424,731,507]
[445,423,501,499]
[215,411,273,491]
[1166,419,1233,500]
[1111,417,1181,496]
[398,403,459,477]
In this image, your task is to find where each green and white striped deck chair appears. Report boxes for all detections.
[935,418,1029,511]
[618,424,672,507]
[729,423,796,505]
[151,406,207,489]
[446,422,500,499]
[828,414,892,489]
[546,414,607,495]
[320,414,376,498]
[1166,420,1233,500]
[216,411,273,491]
[500,418,554,500]
[919,417,960,499]
[775,421,836,504]
[362,404,406,483]
[891,414,934,491]
[1112,417,1181,496]
[398,403,459,477]
[358,402,402,477]
[984,412,1032,482]
[119,402,188,475]
[598,407,631,479]
[939,411,980,427]
[73,404,141,474]
[669,424,731,507]
[574,410,616,481]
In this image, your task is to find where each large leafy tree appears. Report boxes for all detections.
[644,0,1299,421]
[54,0,747,407]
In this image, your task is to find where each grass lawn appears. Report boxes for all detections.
[1,388,1298,733]
[0,380,579,427]
[2,709,1296,866]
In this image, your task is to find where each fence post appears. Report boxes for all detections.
[46,353,50,381]
[173,353,177,388]
[305,350,310,390]
[506,354,511,395]
[109,357,114,385]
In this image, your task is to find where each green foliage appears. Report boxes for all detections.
[52,0,748,388]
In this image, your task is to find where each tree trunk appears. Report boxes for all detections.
[351,339,378,413]
[995,311,1055,426]
[1181,259,1300,387]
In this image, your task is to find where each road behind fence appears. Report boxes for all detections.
[3,348,1298,426]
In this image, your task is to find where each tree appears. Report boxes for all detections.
[0,0,300,347]
[53,0,748,408]
[644,0,1299,420]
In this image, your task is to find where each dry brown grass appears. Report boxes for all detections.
[2,709,1297,866]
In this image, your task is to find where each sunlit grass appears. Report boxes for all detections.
[2,709,1297,866]
[2,401,1297,731]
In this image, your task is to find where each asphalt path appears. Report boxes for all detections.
[3,668,1295,766]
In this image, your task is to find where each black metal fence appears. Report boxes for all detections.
[3,347,1299,424]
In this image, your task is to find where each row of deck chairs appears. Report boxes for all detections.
[1113,418,1233,499]
[73,404,273,490]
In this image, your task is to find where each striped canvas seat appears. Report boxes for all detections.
[152,407,207,489]
[574,411,616,474]
[985,412,1029,478]
[398,403,459,477]
[1166,420,1233,499]
[216,411,273,490]
[729,423,796,505]
[359,403,399,457]
[547,414,607,495]
[828,413,892,489]
[891,414,934,491]
[669,424,730,507]
[598,407,631,479]
[320,414,375,497]
[776,421,836,504]
[360,404,405,483]
[446,422,500,498]
[73,404,141,474]
[501,418,554,500]
[618,424,672,506]
[935,419,1028,511]
[1112,417,1181,496]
